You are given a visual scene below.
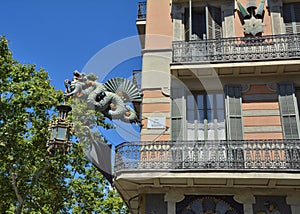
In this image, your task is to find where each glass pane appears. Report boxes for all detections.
[197,95,204,110]
[57,127,67,140]
[216,94,225,108]
[199,111,205,123]
[207,94,213,110]
[217,110,225,122]
[187,95,195,122]
[187,95,195,111]
[51,128,57,140]
[207,109,213,122]
[187,110,195,122]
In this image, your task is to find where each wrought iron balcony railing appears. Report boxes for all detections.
[172,34,300,63]
[137,1,147,20]
[114,140,300,173]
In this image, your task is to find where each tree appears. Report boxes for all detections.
[0,36,128,213]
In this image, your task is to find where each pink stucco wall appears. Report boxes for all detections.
[145,0,173,49]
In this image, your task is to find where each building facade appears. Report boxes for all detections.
[114,0,300,213]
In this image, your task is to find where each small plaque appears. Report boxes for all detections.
[147,117,166,129]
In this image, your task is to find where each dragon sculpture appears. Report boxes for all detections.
[64,70,142,124]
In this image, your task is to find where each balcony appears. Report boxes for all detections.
[137,1,146,20]
[136,1,146,49]
[172,34,300,64]
[114,140,300,173]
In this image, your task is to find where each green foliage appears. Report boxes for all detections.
[0,36,128,213]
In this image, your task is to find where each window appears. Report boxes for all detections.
[171,84,244,141]
[283,2,300,34]
[185,5,222,41]
[187,92,225,140]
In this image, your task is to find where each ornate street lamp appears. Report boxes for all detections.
[47,104,73,153]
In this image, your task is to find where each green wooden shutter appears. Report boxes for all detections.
[278,82,300,139]
[171,81,185,141]
[283,3,300,34]
[225,85,243,140]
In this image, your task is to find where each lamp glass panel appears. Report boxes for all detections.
[57,127,67,140]
[51,128,57,140]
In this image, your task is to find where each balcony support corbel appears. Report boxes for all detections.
[164,191,185,214]
[234,193,255,214]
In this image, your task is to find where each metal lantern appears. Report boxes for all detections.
[47,104,73,153]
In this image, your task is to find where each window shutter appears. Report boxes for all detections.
[184,8,190,41]
[171,81,185,141]
[278,82,300,139]
[225,85,243,140]
[206,6,222,39]
[283,3,300,34]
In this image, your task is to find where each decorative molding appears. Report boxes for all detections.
[164,191,185,203]
[242,109,280,116]
[267,82,278,92]
[143,97,170,104]
[244,126,282,133]
[161,87,170,97]
[242,93,278,102]
[234,193,255,204]
[241,84,250,93]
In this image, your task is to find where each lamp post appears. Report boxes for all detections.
[47,104,73,153]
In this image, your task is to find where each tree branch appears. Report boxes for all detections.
[9,167,24,214]
[10,160,49,214]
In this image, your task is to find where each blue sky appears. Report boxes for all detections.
[0,0,142,144]
[0,0,142,89]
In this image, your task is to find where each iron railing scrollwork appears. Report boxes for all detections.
[114,140,300,172]
[172,34,300,63]
[137,2,147,20]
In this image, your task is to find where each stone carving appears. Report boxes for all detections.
[64,71,142,124]
[237,0,266,36]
